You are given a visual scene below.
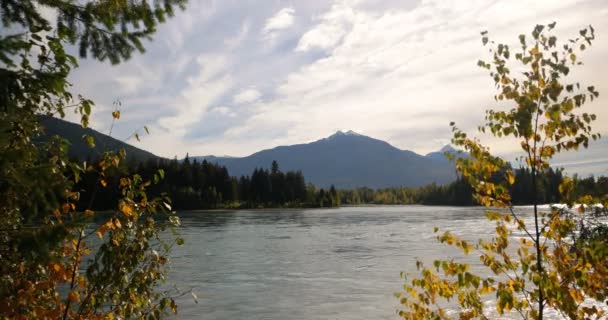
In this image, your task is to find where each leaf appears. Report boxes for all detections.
[84,209,94,216]
[68,291,79,303]
[51,263,61,272]
[83,135,95,148]
[100,179,107,187]
[120,203,133,217]
[506,171,515,185]
[83,101,91,116]
[530,47,539,55]
[112,110,120,119]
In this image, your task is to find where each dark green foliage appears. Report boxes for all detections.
[340,168,606,206]
[76,158,339,210]
[1,0,187,65]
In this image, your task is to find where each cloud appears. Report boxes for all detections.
[228,0,608,157]
[66,0,608,172]
[158,54,233,137]
[233,88,261,104]
[212,106,236,117]
[113,76,143,95]
[263,7,296,40]
[225,21,250,48]
[295,3,356,51]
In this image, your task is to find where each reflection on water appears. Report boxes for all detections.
[168,206,532,319]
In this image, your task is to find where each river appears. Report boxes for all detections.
[168,205,547,319]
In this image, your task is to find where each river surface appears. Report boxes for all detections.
[168,205,536,319]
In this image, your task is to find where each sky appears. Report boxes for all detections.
[66,0,608,174]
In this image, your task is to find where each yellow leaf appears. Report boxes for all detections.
[120,203,133,217]
[569,288,583,302]
[112,110,121,119]
[78,276,87,289]
[84,209,94,216]
[113,218,122,229]
[100,179,107,187]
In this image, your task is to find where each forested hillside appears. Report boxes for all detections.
[44,116,607,210]
[38,115,157,161]
[194,130,459,188]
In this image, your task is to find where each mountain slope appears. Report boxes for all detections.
[194,131,457,188]
[425,144,459,161]
[38,116,158,161]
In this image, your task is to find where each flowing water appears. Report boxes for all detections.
[168,205,539,319]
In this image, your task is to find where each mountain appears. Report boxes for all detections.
[38,115,158,161]
[425,144,459,160]
[193,131,458,188]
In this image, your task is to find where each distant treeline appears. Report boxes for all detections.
[75,155,606,211]
[76,157,340,210]
[341,167,608,206]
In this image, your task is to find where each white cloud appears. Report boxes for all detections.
[158,54,233,137]
[263,7,296,40]
[295,3,357,51]
[66,0,608,168]
[225,0,608,156]
[233,87,261,104]
[114,76,143,94]
[212,106,237,117]
[225,21,250,48]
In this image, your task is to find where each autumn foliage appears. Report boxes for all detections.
[397,23,607,319]
[1,1,186,319]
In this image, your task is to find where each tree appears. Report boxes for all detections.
[398,22,607,319]
[1,1,187,318]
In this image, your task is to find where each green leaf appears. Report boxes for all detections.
[83,135,95,148]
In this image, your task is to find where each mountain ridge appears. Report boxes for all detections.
[39,118,459,188]
[191,131,458,188]
[38,115,158,161]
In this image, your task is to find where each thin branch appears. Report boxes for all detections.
[508,205,537,243]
